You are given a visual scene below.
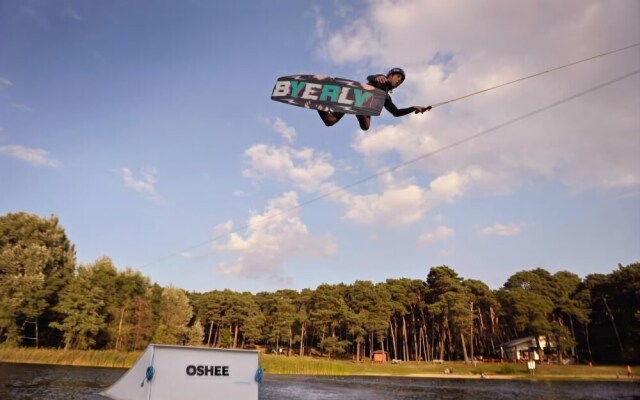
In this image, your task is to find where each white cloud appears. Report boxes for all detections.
[426,171,469,204]
[319,170,469,226]
[241,139,473,225]
[11,103,34,112]
[119,167,162,200]
[342,184,428,226]
[22,7,48,28]
[272,117,296,143]
[353,123,440,161]
[233,189,247,197]
[212,192,337,282]
[0,77,12,88]
[212,220,234,238]
[314,6,326,38]
[0,144,59,167]
[481,222,523,236]
[320,19,379,63]
[438,248,454,257]
[418,225,455,247]
[63,7,83,21]
[243,144,335,192]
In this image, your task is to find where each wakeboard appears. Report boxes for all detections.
[271,75,387,116]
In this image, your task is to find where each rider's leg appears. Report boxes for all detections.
[318,110,345,127]
[356,115,371,131]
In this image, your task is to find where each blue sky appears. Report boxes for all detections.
[1,0,639,293]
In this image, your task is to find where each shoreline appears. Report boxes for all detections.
[312,371,640,382]
[400,372,639,382]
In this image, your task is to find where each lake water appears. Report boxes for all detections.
[1,362,638,399]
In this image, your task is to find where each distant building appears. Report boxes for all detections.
[501,336,539,362]
[372,350,387,363]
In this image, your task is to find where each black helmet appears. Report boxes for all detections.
[387,67,406,82]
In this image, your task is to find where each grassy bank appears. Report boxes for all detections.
[0,347,141,368]
[261,355,633,381]
[0,348,635,382]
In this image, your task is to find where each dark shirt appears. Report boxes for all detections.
[367,74,416,117]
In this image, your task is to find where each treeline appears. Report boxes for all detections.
[0,212,638,364]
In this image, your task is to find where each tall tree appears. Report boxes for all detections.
[49,266,107,350]
[548,271,588,360]
[111,268,152,350]
[0,212,75,347]
[585,264,640,362]
[83,257,118,349]
[499,269,554,339]
[129,295,155,351]
[294,288,314,357]
[463,279,498,361]
[228,291,264,349]
[425,266,470,361]
[191,290,225,347]
[309,284,350,357]
[346,281,392,361]
[257,290,297,353]
[384,279,425,361]
[152,286,194,345]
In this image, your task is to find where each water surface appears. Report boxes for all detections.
[1,362,638,399]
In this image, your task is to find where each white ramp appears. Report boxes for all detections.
[102,344,260,400]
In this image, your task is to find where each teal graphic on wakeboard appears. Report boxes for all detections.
[271,75,387,116]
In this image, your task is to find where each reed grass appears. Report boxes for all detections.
[0,347,141,368]
[261,354,350,375]
[260,355,633,381]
